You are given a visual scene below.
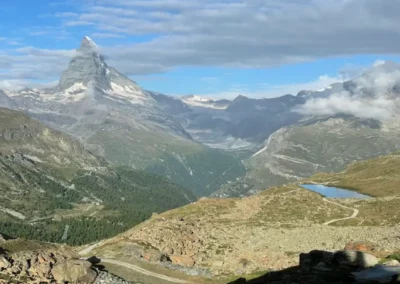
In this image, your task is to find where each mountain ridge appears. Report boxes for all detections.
[2,38,400,198]
[0,37,247,197]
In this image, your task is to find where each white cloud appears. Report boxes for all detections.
[91,32,125,39]
[0,47,75,85]
[296,92,395,120]
[295,63,400,120]
[54,0,400,77]
[3,0,400,88]
[0,80,58,91]
[373,59,386,67]
[195,75,343,99]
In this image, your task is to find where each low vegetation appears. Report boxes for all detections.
[0,165,196,246]
[307,152,400,197]
[0,108,197,246]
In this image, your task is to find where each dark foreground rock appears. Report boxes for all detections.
[229,249,400,284]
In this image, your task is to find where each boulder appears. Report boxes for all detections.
[299,250,334,273]
[30,262,52,279]
[142,249,164,262]
[164,246,174,255]
[0,255,11,270]
[344,241,382,256]
[123,243,143,258]
[38,253,56,265]
[334,250,378,269]
[170,255,195,267]
[383,259,400,266]
[313,261,333,273]
[51,259,97,284]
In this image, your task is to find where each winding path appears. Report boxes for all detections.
[79,243,189,283]
[100,259,189,284]
[322,198,359,225]
[78,241,103,256]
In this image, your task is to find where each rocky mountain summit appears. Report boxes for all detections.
[0,36,246,197]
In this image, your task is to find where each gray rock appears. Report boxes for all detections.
[52,259,97,284]
[382,259,400,266]
[352,265,400,283]
[58,36,141,93]
[334,250,378,269]
[93,271,133,284]
[0,90,17,109]
[299,250,334,273]
[59,37,111,91]
[0,255,11,269]
[313,261,333,273]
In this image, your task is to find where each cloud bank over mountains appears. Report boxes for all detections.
[296,62,400,120]
[2,0,400,96]
[296,92,395,120]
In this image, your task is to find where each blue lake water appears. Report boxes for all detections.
[300,184,371,199]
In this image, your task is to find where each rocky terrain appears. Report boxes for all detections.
[0,236,132,284]
[83,152,400,282]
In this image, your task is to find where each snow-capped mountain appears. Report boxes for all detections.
[3,36,400,198]
[154,93,306,152]
[0,37,246,197]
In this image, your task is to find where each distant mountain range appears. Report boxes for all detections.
[1,37,400,198]
[0,37,245,197]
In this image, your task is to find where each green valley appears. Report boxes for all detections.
[0,108,196,246]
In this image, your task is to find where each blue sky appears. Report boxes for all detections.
[1,0,400,98]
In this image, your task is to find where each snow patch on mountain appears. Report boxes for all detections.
[83,36,97,47]
[105,82,156,105]
[181,95,229,109]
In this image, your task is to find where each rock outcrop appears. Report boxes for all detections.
[0,246,95,283]
[0,239,131,284]
[52,259,97,283]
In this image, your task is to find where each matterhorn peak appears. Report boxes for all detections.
[80,36,97,50]
[58,36,110,91]
[57,36,141,93]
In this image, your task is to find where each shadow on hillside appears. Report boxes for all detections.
[228,265,354,283]
[228,249,400,283]
[0,232,15,241]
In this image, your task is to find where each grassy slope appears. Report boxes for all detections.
[0,108,197,245]
[241,118,400,195]
[86,152,400,282]
[307,151,400,197]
